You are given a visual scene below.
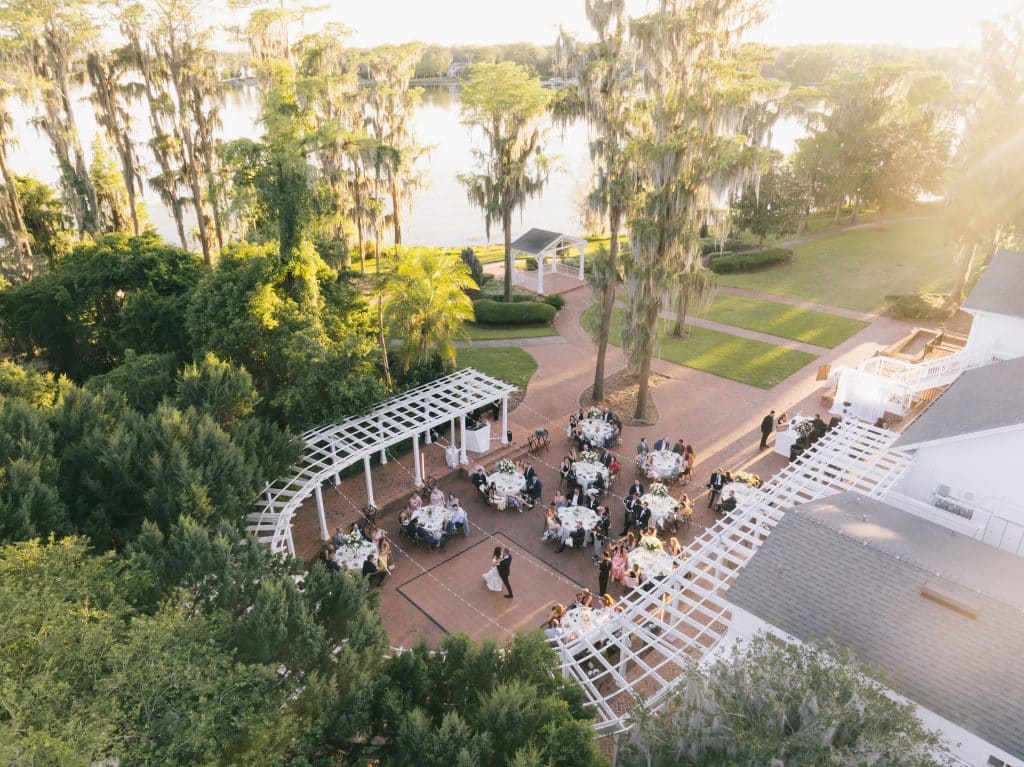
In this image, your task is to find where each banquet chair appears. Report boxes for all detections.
[366,571,387,588]
[362,505,379,525]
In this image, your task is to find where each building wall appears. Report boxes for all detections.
[893,428,1024,552]
[720,604,1023,767]
[965,310,1024,360]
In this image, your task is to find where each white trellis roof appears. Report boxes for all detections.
[246,368,516,554]
[551,419,912,734]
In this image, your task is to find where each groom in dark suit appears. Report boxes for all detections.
[496,547,513,598]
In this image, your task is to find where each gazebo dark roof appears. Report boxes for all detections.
[509,228,564,255]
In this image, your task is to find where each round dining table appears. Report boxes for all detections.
[577,417,614,446]
[639,492,680,529]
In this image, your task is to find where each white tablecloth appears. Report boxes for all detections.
[558,505,600,533]
[488,471,526,500]
[640,493,680,529]
[411,505,450,536]
[644,450,682,480]
[578,418,614,445]
[573,460,609,491]
[334,538,379,572]
[628,546,681,578]
[464,423,491,453]
[557,605,617,643]
[774,416,812,457]
[721,482,758,504]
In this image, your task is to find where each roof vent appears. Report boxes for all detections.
[921,581,982,619]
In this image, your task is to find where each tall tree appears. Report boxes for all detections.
[89,135,134,234]
[86,47,145,235]
[559,0,638,402]
[1,0,100,234]
[669,265,717,338]
[459,62,552,303]
[624,0,775,420]
[620,635,954,767]
[731,157,807,247]
[0,82,34,278]
[365,43,427,247]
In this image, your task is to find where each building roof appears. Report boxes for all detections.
[726,492,1024,760]
[891,355,1024,449]
[509,228,566,255]
[963,249,1024,318]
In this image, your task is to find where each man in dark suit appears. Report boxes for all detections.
[361,554,378,577]
[524,463,537,481]
[637,503,652,531]
[496,548,513,598]
[621,494,638,536]
[706,469,726,508]
[758,410,776,450]
[628,480,645,498]
[653,437,670,451]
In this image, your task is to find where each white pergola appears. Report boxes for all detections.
[245,368,517,556]
[552,419,913,734]
[509,228,588,295]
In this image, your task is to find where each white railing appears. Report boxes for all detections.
[858,347,997,395]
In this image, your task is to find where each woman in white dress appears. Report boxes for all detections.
[482,545,504,592]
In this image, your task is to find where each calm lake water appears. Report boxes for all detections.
[9,85,804,248]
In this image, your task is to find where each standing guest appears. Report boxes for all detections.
[496,547,513,598]
[567,446,579,462]
[559,456,575,487]
[611,544,628,582]
[524,462,537,481]
[621,494,638,536]
[607,454,620,477]
[379,539,393,572]
[758,409,776,450]
[683,445,696,480]
[361,553,378,577]
[706,468,726,508]
[636,437,649,456]
[637,502,652,532]
[597,552,612,596]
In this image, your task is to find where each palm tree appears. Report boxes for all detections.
[384,247,477,371]
[459,62,551,303]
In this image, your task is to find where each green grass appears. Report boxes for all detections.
[586,306,816,389]
[702,294,868,348]
[717,217,955,313]
[457,347,539,390]
[464,323,558,341]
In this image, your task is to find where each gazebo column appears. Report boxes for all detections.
[538,253,545,294]
[412,432,423,487]
[459,414,469,464]
[501,396,509,444]
[363,454,376,508]
[314,484,328,540]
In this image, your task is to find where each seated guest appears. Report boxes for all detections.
[545,603,567,624]
[603,408,614,423]
[570,523,587,550]
[585,492,600,511]
[552,489,567,508]
[600,449,613,468]
[672,438,686,455]
[552,520,571,551]
[361,553,378,577]
[470,466,488,489]
[622,568,640,589]
[566,487,583,508]
[628,479,645,497]
[544,619,564,640]
[429,487,445,506]
[669,537,684,557]
[416,523,440,549]
[575,589,594,608]
[486,482,499,505]
[776,411,789,430]
[625,532,637,551]
[322,547,340,575]
[636,437,649,456]
[524,462,537,481]
[559,457,575,486]
[568,447,579,462]
[600,594,618,611]
[587,472,606,498]
[515,459,526,475]
[331,526,346,548]
[449,503,469,536]
[607,455,620,476]
[653,436,670,451]
[716,491,738,515]
[447,493,460,510]
[542,507,561,540]
[525,476,542,504]
[408,492,422,511]
[811,414,828,440]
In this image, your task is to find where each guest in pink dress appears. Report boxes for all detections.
[611,545,627,582]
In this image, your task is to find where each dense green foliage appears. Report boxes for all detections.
[542,294,566,310]
[709,248,794,274]
[472,298,557,325]
[620,635,953,766]
[886,292,955,320]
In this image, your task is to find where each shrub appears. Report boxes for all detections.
[543,294,566,311]
[886,293,955,320]
[479,273,495,286]
[709,248,793,274]
[522,256,538,271]
[460,247,484,287]
[480,281,538,302]
[472,299,557,325]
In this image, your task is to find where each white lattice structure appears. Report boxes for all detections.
[246,368,516,555]
[551,419,911,734]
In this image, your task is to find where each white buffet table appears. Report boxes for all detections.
[464,423,491,453]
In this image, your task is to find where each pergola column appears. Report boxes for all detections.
[459,414,469,464]
[285,521,296,557]
[412,432,423,487]
[330,443,340,485]
[363,454,376,508]
[501,396,509,444]
[424,422,432,444]
[378,418,387,464]
[314,484,328,540]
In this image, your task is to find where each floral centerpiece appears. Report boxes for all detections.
[641,535,664,552]
[585,406,604,420]
[338,528,366,551]
[495,459,516,475]
[731,470,762,488]
[648,482,669,498]
[578,450,599,464]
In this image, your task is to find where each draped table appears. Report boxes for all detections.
[644,449,683,480]
[557,605,618,644]
[628,546,682,578]
[774,416,812,458]
[577,417,614,446]
[333,537,380,572]
[487,471,526,506]
[411,504,450,537]
[721,482,759,505]
[557,505,600,544]
[572,460,609,492]
[639,492,680,529]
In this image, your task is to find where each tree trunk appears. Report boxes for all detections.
[0,143,33,272]
[834,197,842,225]
[503,211,513,303]
[671,290,689,338]
[390,173,402,246]
[949,243,976,306]
[592,209,620,402]
[377,298,393,392]
[634,346,652,422]
[850,194,860,224]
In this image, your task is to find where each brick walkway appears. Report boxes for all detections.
[291,274,918,650]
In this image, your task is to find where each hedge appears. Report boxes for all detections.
[473,299,557,325]
[709,248,793,274]
[701,238,747,256]
[886,293,955,321]
[543,294,566,310]
[480,281,539,302]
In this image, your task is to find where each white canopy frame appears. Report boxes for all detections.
[551,419,911,735]
[509,228,588,295]
[246,368,517,555]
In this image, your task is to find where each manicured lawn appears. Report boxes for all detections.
[457,347,539,391]
[464,323,558,341]
[717,217,956,313]
[703,294,868,348]
[586,306,817,389]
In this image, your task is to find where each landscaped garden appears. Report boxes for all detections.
[703,294,868,348]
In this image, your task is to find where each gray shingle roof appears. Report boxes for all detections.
[726,492,1024,760]
[963,249,1024,318]
[891,355,1024,449]
[509,228,563,255]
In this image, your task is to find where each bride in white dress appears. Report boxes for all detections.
[482,546,503,592]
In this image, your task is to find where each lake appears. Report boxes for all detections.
[8,84,804,248]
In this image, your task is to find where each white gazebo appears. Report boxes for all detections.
[245,368,516,556]
[509,228,588,294]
